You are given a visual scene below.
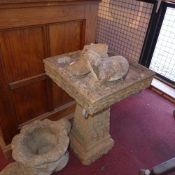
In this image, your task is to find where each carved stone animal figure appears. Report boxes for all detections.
[86,49,129,82]
[68,43,109,78]
[60,43,129,82]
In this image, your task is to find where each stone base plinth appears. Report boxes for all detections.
[70,104,114,165]
[70,134,114,165]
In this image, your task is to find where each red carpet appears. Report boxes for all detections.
[0,89,175,175]
[0,150,9,171]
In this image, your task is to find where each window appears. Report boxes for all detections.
[149,7,175,82]
[140,1,175,85]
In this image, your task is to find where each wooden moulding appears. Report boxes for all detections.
[0,0,100,7]
[70,104,114,165]
[0,0,100,3]
[150,86,175,104]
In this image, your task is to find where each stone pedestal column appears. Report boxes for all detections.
[70,104,114,165]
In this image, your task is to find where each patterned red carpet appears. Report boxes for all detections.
[0,89,175,175]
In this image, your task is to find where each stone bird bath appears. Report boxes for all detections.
[44,44,154,165]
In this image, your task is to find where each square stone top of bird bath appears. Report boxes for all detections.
[44,51,155,115]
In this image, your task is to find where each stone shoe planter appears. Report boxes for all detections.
[11,119,71,175]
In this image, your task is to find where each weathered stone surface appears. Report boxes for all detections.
[44,51,155,115]
[70,104,114,165]
[86,50,129,82]
[63,44,110,78]
[68,58,90,78]
[81,43,129,82]
[108,56,129,81]
[0,162,36,175]
[11,119,71,175]
[43,45,154,165]
[82,43,108,58]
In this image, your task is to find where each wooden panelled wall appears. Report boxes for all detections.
[0,0,99,147]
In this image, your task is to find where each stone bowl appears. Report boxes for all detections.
[11,119,71,175]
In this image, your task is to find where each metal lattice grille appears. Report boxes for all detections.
[150,7,175,82]
[96,0,153,62]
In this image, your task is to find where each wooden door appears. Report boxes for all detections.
[0,21,84,144]
[0,1,99,147]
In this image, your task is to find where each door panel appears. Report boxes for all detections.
[49,21,83,55]
[0,21,84,126]
[0,27,45,82]
[49,21,84,108]
[0,26,48,125]
[12,81,48,124]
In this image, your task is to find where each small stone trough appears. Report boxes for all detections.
[10,119,71,175]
